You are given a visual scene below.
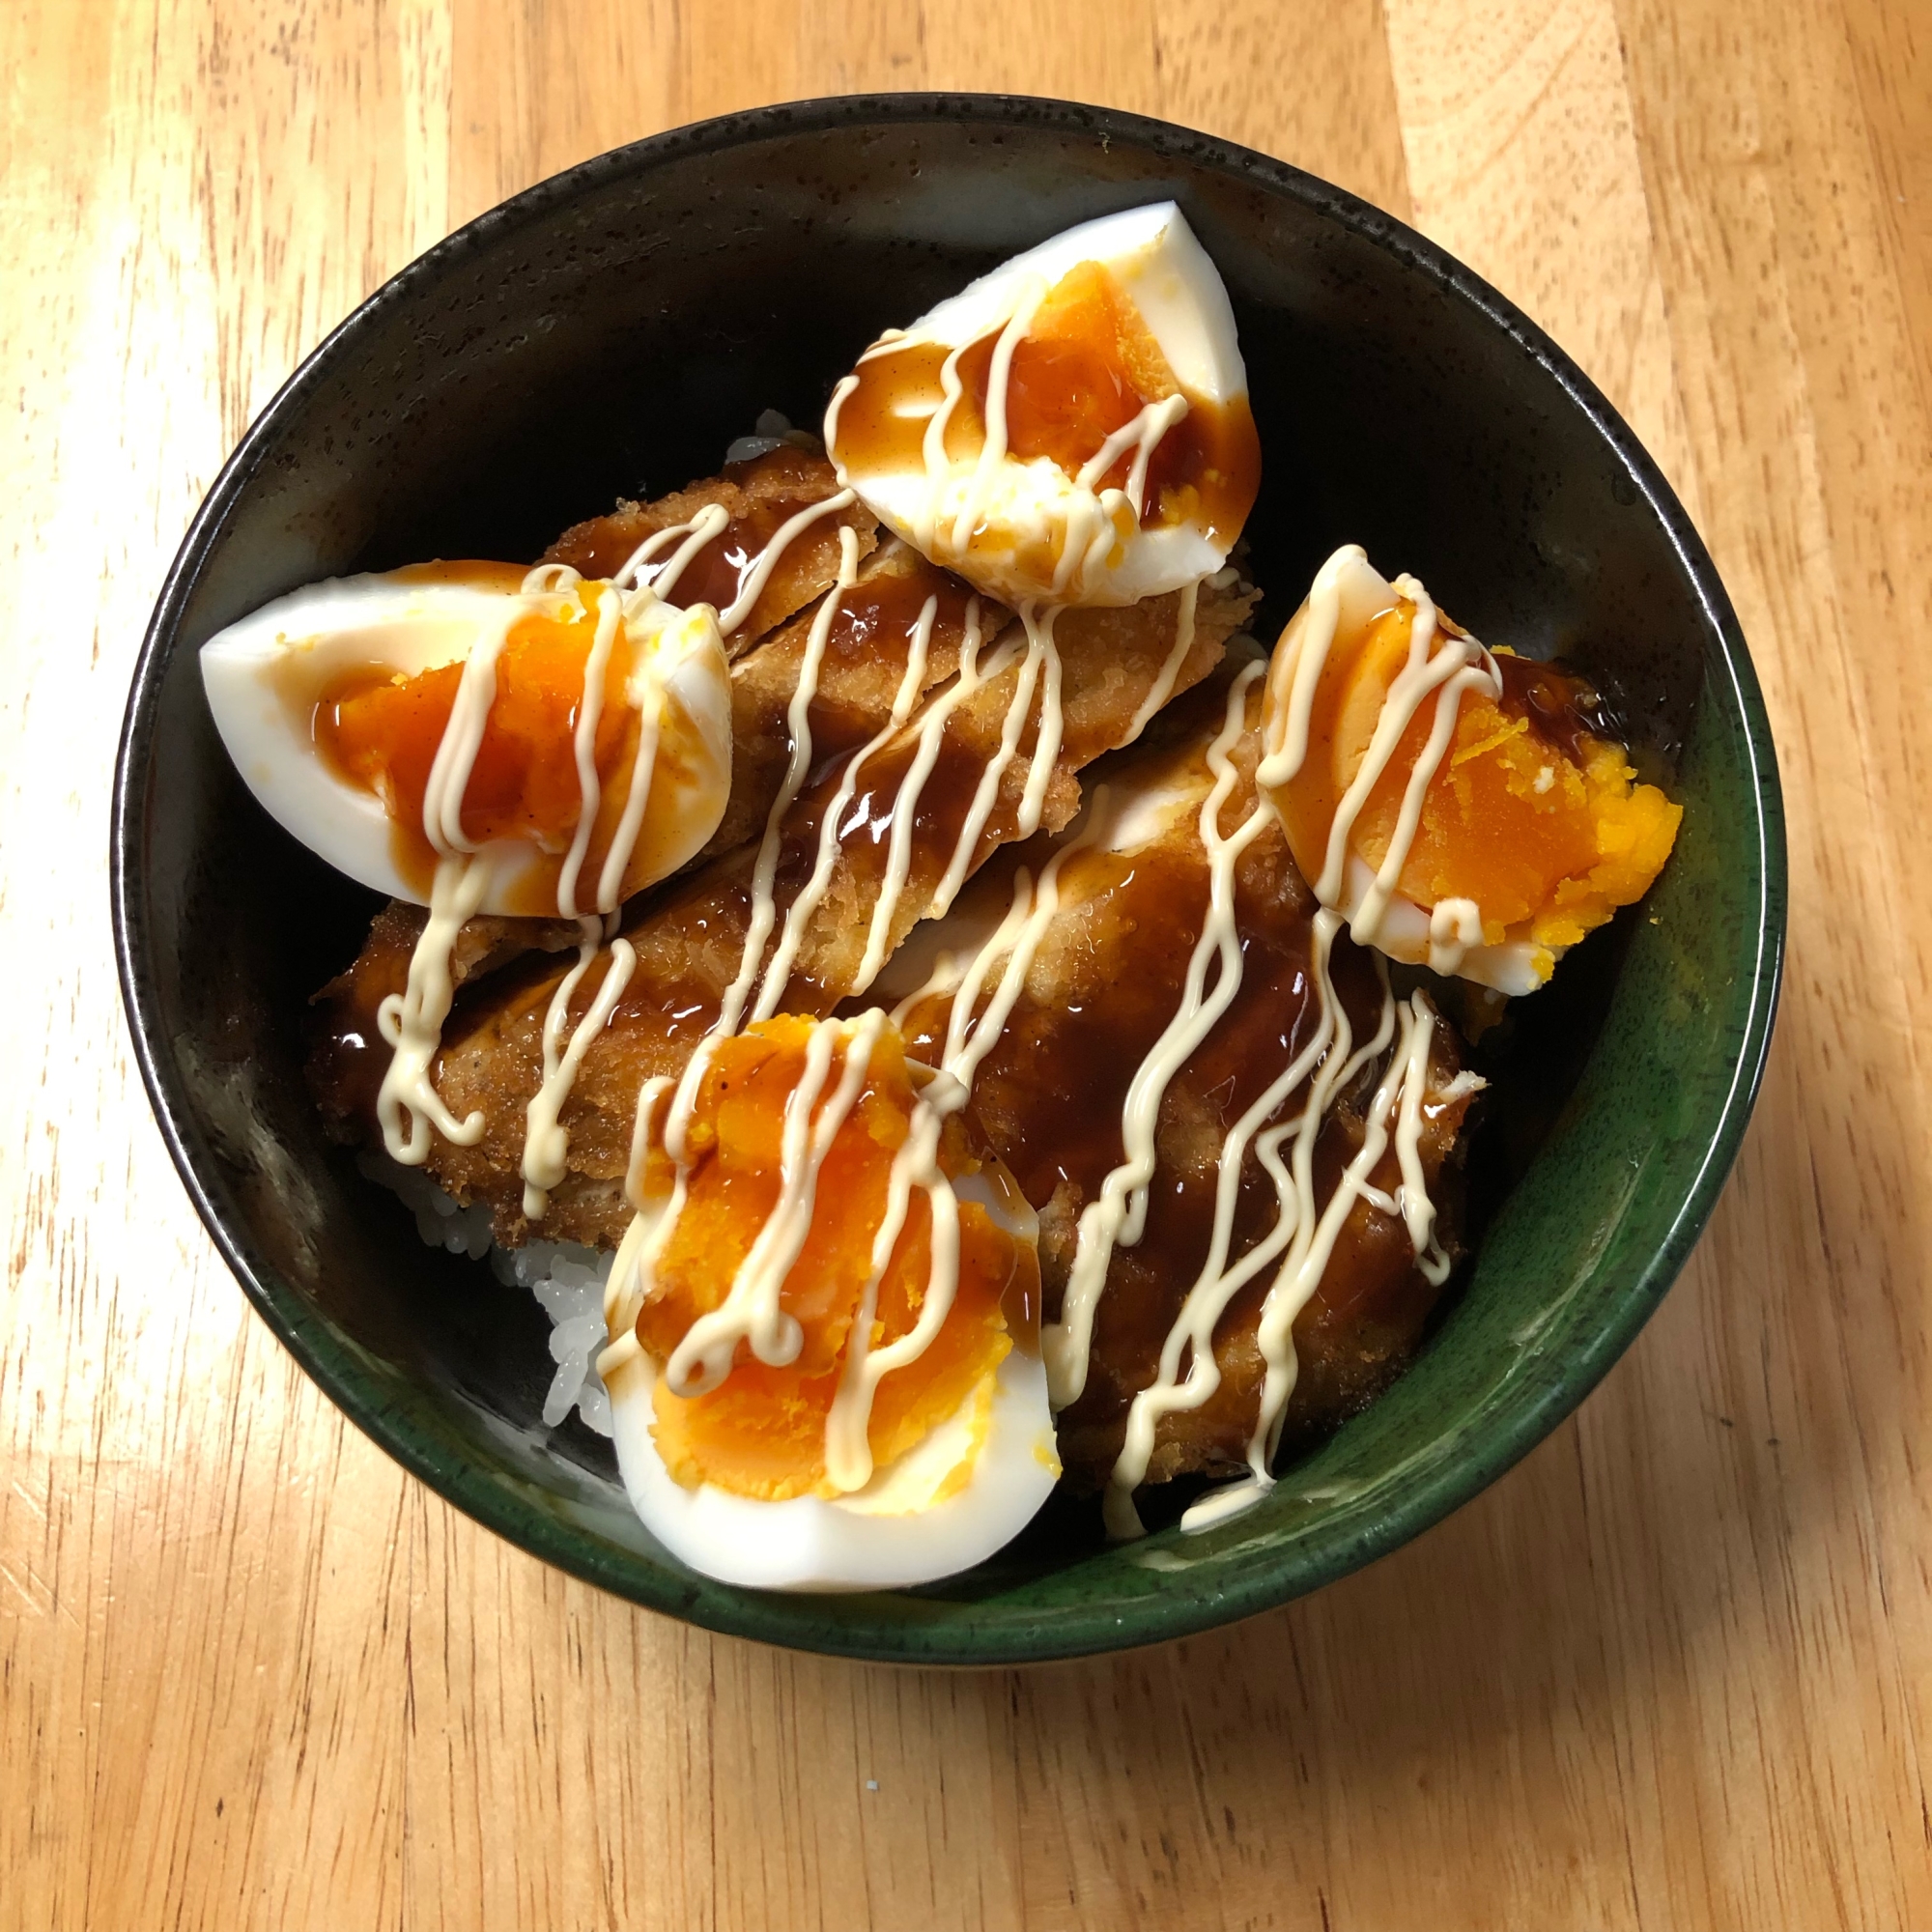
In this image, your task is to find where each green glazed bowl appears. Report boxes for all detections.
[112,96,1783,1663]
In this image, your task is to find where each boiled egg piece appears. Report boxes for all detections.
[199,563,731,918]
[825,202,1260,609]
[1257,544,1682,994]
[606,1014,1059,1592]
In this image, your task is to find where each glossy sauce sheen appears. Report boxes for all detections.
[307,582,1244,1208]
[795,565,978,769]
[634,502,819,617]
[601,707,1017,1039]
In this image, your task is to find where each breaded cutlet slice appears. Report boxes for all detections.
[887,674,1475,1490]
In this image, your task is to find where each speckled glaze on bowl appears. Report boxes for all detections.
[112,95,1783,1664]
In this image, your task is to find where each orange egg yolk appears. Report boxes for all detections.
[632,1018,1039,1502]
[308,572,673,910]
[1266,600,1682,954]
[830,261,1261,548]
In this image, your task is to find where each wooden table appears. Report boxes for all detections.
[7,1,1928,1924]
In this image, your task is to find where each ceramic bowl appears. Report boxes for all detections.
[112,95,1783,1663]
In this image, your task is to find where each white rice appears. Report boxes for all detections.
[356,1151,616,1435]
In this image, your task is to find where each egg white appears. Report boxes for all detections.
[1263,548,1553,995]
[608,1344,1059,1594]
[827,201,1251,608]
[198,570,732,915]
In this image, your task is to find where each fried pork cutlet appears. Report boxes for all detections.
[887,672,1476,1492]
[543,443,877,655]
[309,580,1259,1245]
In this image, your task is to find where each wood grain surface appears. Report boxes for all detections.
[5,1,1928,1925]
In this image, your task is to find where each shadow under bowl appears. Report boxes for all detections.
[112,94,1784,1665]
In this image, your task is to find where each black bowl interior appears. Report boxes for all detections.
[114,96,1778,1662]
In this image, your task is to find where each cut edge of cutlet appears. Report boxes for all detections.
[540,443,879,644]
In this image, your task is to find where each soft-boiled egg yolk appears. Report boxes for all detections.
[826,202,1260,607]
[984,260,1258,547]
[1264,588,1682,982]
[630,1016,1039,1503]
[199,562,732,918]
[315,576,688,906]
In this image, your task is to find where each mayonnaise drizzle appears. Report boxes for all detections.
[714,523,863,1041]
[927,604,1061,916]
[579,335,1214,1478]
[585,520,871,1328]
[1318,575,1494,944]
[1101,938,1478,1537]
[830,278,1190,606]
[584,580,1121,1451]
[918,614,1484,1534]
[594,1072,677,1380]
[1101,906,1356,1537]
[1258,545,1504,955]
[1042,663,1276,1409]
[598,561,1193,1446]
[624,506,715,590]
[522,492,868,1210]
[1124,578,1199,742]
[1075,393,1191,510]
[718,489,859,634]
[1242,992,1463,1468]
[522,926,638,1219]
[1015,604,1065,834]
[598,563,1007,1400]
[376,852,493,1162]
[1051,392,1190,604]
[852,603,1019,986]
[1428,896,1484,978]
[947,279,1048,558]
[554,586,623,922]
[1108,542,1512,1533]
[375,585,526,1162]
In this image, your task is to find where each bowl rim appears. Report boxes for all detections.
[111,89,1786,1664]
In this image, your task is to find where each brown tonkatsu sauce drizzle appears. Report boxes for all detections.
[610,675,1047,1029]
[308,580,1252,1239]
[539,445,872,654]
[796,563,979,769]
[1492,653,1620,766]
